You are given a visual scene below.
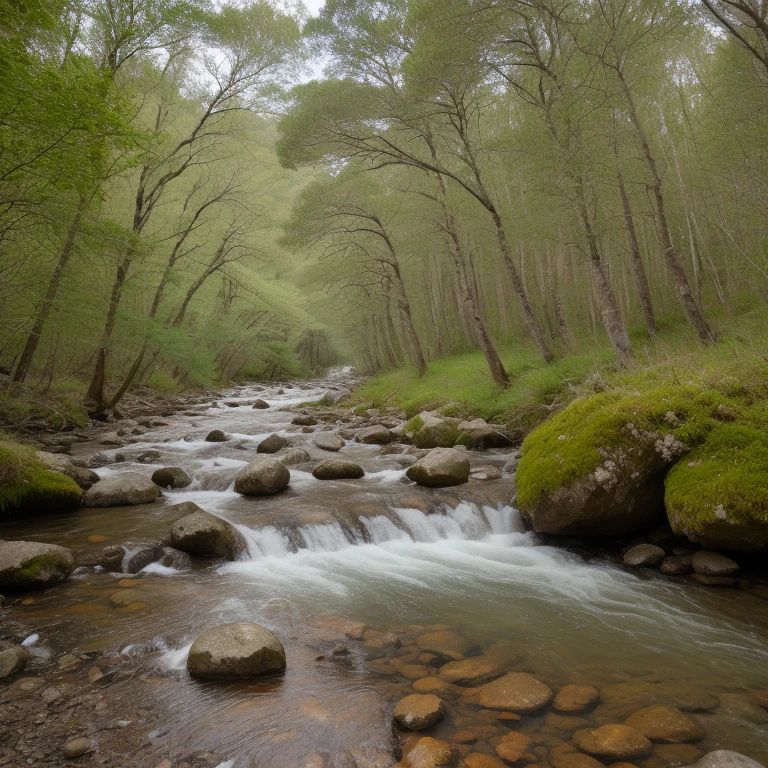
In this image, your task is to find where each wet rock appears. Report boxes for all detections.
[187,622,286,679]
[84,472,161,507]
[355,425,393,444]
[470,465,502,481]
[572,724,652,760]
[169,502,247,560]
[393,694,446,730]
[495,731,533,763]
[406,449,470,488]
[124,546,164,573]
[624,704,705,742]
[0,540,75,592]
[438,653,509,686]
[457,419,510,449]
[553,685,600,713]
[647,743,703,768]
[293,414,318,426]
[314,433,345,452]
[691,551,739,576]
[402,736,456,768]
[598,681,719,716]
[258,433,291,454]
[661,555,693,575]
[549,743,604,768]
[157,547,192,569]
[718,693,768,724]
[205,429,228,442]
[62,737,92,759]
[416,630,472,660]
[109,588,144,607]
[99,545,125,572]
[234,456,290,495]
[0,646,31,678]
[312,459,365,480]
[623,544,666,567]
[684,751,764,768]
[252,399,270,409]
[477,672,553,713]
[37,451,99,490]
[690,574,737,586]
[406,413,460,449]
[275,447,312,466]
[151,466,192,489]
[465,755,507,768]
[413,677,456,696]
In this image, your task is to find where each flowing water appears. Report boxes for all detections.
[3,370,768,767]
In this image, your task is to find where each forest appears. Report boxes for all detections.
[2,0,768,419]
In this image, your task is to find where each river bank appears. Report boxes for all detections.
[1,369,768,767]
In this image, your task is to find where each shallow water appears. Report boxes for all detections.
[3,369,768,767]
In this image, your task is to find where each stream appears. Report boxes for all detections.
[2,369,768,767]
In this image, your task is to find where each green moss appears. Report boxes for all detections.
[454,432,475,448]
[0,440,82,517]
[404,415,425,435]
[514,385,725,511]
[12,554,65,584]
[665,423,768,539]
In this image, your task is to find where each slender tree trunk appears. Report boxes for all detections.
[617,70,714,342]
[617,169,657,335]
[13,202,85,383]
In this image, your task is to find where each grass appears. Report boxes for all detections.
[353,308,768,438]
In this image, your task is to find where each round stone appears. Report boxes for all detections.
[572,724,652,760]
[623,544,666,567]
[553,685,600,713]
[477,672,553,713]
[393,693,446,730]
[187,622,286,679]
[624,704,706,743]
[62,737,92,758]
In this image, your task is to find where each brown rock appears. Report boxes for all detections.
[623,544,665,567]
[465,755,507,768]
[553,685,600,713]
[393,694,446,730]
[413,677,456,695]
[749,690,768,710]
[644,743,703,768]
[572,725,652,760]
[690,574,737,587]
[403,736,456,767]
[544,713,591,732]
[495,732,533,763]
[691,551,739,576]
[477,673,553,714]
[718,693,768,724]
[660,556,693,576]
[62,737,92,758]
[549,744,603,768]
[624,705,705,743]
[438,654,509,686]
[416,630,472,660]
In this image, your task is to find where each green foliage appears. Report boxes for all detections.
[0,439,82,516]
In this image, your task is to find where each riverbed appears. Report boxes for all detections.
[2,370,768,767]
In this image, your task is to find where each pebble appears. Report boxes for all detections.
[62,737,92,758]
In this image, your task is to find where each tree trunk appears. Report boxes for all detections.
[617,170,657,335]
[13,202,85,383]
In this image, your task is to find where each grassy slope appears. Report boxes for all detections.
[353,309,768,438]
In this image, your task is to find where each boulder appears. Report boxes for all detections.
[312,459,365,480]
[572,724,652,760]
[157,546,192,570]
[355,425,393,445]
[402,737,455,768]
[187,622,286,679]
[624,704,705,743]
[257,433,291,454]
[406,449,470,488]
[393,694,446,730]
[515,391,693,536]
[99,545,125,572]
[320,389,351,405]
[274,447,312,466]
[477,672,553,713]
[683,752,764,768]
[554,685,600,713]
[405,413,460,449]
[292,414,317,426]
[661,555,693,575]
[0,540,75,592]
[234,457,290,495]
[37,452,99,490]
[252,399,270,409]
[666,424,768,552]
[457,418,510,449]
[313,433,345,452]
[623,544,666,567]
[205,429,228,442]
[124,546,164,574]
[151,466,192,489]
[84,473,161,507]
[0,646,32,678]
[169,502,247,560]
[691,551,739,576]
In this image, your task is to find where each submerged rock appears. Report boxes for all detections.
[623,544,666,567]
[313,433,345,452]
[572,724,652,760]
[257,433,291,454]
[169,502,246,560]
[187,622,286,679]
[401,736,455,768]
[495,732,533,763]
[406,449,470,488]
[624,704,705,743]
[477,672,553,713]
[554,685,600,713]
[393,693,446,730]
[84,472,161,507]
[312,459,364,480]
[0,540,75,592]
[151,466,192,489]
[234,457,290,495]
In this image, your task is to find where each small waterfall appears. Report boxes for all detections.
[235,503,527,560]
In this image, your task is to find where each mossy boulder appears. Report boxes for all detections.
[665,424,768,552]
[514,388,717,536]
[0,540,75,592]
[0,440,82,517]
[405,412,460,448]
